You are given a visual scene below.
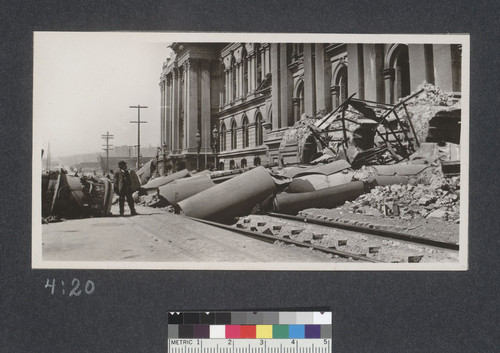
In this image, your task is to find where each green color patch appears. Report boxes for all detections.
[272,325,289,338]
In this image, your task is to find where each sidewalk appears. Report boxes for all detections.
[41,205,334,264]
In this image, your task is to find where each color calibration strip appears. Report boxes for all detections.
[167,312,332,339]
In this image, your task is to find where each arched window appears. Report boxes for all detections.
[231,120,237,150]
[229,160,235,169]
[241,158,247,168]
[294,81,305,122]
[389,45,410,103]
[255,112,264,146]
[254,156,261,166]
[218,161,225,170]
[242,116,249,148]
[334,65,348,107]
[298,82,304,116]
[220,124,226,151]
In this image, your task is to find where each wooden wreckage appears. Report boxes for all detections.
[42,171,115,221]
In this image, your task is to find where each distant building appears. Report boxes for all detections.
[160,43,462,170]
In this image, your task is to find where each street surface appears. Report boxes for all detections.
[42,205,334,263]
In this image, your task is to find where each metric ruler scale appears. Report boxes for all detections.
[167,312,332,353]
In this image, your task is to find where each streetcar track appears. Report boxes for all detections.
[188,217,381,263]
[268,212,459,251]
[190,213,458,264]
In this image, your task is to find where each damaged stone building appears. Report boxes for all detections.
[159,43,461,171]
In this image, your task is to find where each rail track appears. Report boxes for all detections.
[189,213,459,264]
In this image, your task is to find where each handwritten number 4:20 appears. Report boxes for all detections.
[45,278,95,296]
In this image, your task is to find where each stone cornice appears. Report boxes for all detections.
[217,93,269,117]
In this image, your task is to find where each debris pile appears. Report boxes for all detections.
[278,115,324,165]
[396,83,460,144]
[337,167,460,223]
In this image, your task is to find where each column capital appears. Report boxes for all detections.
[172,67,179,79]
[185,58,199,71]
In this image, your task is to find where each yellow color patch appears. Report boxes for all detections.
[256,325,273,338]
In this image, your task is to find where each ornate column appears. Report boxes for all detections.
[292,97,301,123]
[280,43,292,127]
[228,67,234,103]
[235,62,240,99]
[200,60,212,156]
[239,61,244,98]
[303,43,315,116]
[330,85,339,110]
[172,67,180,152]
[270,43,280,130]
[185,59,199,152]
[224,68,229,105]
[249,52,256,93]
[160,80,165,147]
[263,43,271,76]
[165,74,172,152]
[383,68,395,104]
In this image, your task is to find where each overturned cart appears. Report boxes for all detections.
[42,170,114,220]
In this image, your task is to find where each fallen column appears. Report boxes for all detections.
[158,174,216,205]
[177,166,276,223]
[292,159,351,178]
[273,181,366,215]
[287,171,354,193]
[140,169,190,190]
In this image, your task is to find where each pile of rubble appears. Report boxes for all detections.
[396,83,460,144]
[338,166,460,223]
[278,115,323,164]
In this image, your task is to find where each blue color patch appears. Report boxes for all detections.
[288,325,305,338]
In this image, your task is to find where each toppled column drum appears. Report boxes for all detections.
[177,166,276,223]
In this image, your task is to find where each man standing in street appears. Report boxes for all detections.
[113,161,139,216]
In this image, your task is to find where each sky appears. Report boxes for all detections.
[34,32,172,159]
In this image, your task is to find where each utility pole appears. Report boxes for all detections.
[129,105,148,169]
[101,131,114,173]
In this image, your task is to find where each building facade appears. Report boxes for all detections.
[160,43,461,170]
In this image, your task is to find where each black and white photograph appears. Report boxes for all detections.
[33,32,469,270]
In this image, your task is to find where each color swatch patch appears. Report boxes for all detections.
[167,312,332,339]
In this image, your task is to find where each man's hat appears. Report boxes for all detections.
[118,160,127,167]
